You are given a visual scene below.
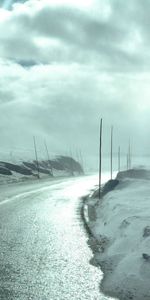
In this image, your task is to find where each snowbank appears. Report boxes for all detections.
[87,169,150,300]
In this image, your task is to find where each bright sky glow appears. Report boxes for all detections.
[34,37,61,49]
[0,8,10,20]
[121,30,143,55]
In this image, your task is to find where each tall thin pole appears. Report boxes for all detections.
[69,148,74,176]
[130,142,132,169]
[127,153,129,170]
[33,136,40,179]
[44,141,53,175]
[99,118,102,199]
[110,126,113,180]
[128,139,131,169]
[76,149,80,164]
[79,149,84,172]
[118,146,120,173]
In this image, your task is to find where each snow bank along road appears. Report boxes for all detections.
[87,169,150,300]
[0,175,116,300]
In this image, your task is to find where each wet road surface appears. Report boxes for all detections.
[0,175,115,300]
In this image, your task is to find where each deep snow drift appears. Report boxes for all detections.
[87,169,150,300]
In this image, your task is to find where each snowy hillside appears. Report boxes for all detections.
[87,169,150,300]
[0,156,84,185]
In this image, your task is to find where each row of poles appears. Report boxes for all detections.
[99,118,132,199]
[33,136,84,179]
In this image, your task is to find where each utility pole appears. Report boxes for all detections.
[44,141,53,175]
[110,126,113,180]
[76,149,80,164]
[79,149,84,172]
[128,140,131,169]
[69,148,74,176]
[33,136,40,179]
[118,146,120,173]
[126,140,131,170]
[127,152,129,170]
[99,118,102,199]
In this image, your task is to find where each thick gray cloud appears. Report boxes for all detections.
[0,0,146,68]
[0,0,150,169]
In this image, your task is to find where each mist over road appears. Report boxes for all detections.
[0,175,112,300]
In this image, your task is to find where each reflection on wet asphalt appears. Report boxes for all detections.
[0,175,113,300]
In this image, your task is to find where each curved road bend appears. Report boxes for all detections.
[0,175,115,300]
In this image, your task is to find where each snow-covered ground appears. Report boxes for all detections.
[0,154,83,185]
[87,169,150,300]
[0,169,69,186]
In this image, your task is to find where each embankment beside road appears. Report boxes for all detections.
[82,169,150,300]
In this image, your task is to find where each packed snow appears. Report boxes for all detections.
[87,169,150,300]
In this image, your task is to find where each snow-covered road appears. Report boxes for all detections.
[0,175,115,300]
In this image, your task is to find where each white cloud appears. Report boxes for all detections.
[0,7,10,20]
[0,0,150,167]
[0,0,135,67]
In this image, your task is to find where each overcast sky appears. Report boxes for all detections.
[0,0,150,169]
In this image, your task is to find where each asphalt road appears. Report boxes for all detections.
[0,175,113,300]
